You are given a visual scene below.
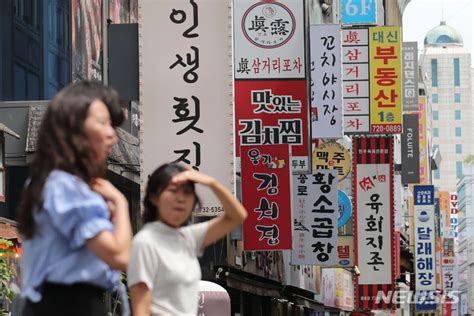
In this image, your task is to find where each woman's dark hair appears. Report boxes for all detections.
[143,163,201,225]
[18,80,124,238]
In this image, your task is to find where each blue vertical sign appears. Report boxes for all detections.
[341,0,377,25]
[413,185,437,311]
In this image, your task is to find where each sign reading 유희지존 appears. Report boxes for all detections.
[353,136,394,310]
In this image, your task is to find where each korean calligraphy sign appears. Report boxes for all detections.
[342,26,402,135]
[369,26,402,134]
[310,24,343,138]
[312,141,351,180]
[353,136,395,310]
[291,169,339,265]
[141,0,233,215]
[241,145,292,250]
[413,185,436,291]
[235,80,311,173]
[342,28,370,133]
[234,0,310,173]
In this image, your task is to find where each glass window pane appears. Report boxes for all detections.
[454,58,460,86]
[454,93,461,103]
[431,59,438,87]
[455,110,461,120]
[456,161,463,179]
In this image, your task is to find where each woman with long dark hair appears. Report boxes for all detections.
[17,81,132,315]
[127,163,247,315]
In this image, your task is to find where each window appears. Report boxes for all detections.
[456,161,463,179]
[455,110,461,120]
[456,144,462,154]
[432,111,439,120]
[0,0,70,101]
[431,59,438,87]
[455,93,461,103]
[432,94,438,103]
[433,128,439,137]
[454,58,460,86]
[455,127,462,137]
[434,169,440,180]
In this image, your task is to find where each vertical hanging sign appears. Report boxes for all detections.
[401,114,420,184]
[141,0,233,215]
[310,24,343,139]
[369,26,402,134]
[418,96,429,184]
[241,145,292,250]
[291,170,339,265]
[449,193,459,239]
[353,136,395,310]
[342,28,370,134]
[234,0,311,173]
[413,185,436,291]
[402,42,419,111]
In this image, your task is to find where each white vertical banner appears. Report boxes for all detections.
[442,265,456,297]
[291,170,339,265]
[413,185,436,291]
[310,24,343,139]
[140,0,233,215]
[341,28,370,134]
[356,164,392,284]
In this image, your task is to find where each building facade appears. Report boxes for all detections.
[420,21,473,192]
[456,164,474,315]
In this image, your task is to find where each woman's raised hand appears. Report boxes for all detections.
[171,165,216,187]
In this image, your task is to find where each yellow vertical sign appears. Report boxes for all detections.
[369,26,402,134]
[418,96,428,184]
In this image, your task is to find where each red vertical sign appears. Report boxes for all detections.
[241,145,292,250]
